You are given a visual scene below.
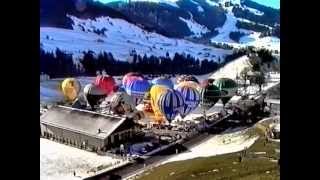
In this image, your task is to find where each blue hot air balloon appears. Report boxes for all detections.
[157,89,185,123]
[151,77,174,89]
[175,85,200,118]
[126,79,151,105]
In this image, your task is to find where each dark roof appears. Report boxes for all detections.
[40,106,129,139]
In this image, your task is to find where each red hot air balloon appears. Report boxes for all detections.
[94,75,117,95]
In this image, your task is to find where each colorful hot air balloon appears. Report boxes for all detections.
[151,77,174,89]
[61,78,81,102]
[150,85,169,123]
[175,85,200,118]
[94,75,117,95]
[84,83,106,110]
[122,72,144,88]
[213,78,238,105]
[177,75,199,84]
[176,81,200,90]
[157,89,185,123]
[126,79,151,105]
[199,83,221,110]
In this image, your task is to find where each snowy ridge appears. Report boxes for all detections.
[130,0,180,8]
[40,15,232,62]
[243,5,264,16]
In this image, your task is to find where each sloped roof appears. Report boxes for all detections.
[40,106,128,139]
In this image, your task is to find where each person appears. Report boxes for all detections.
[73,171,76,176]
[98,129,101,133]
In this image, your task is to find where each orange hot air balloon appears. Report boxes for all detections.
[61,78,81,102]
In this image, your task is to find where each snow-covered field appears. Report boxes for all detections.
[41,16,232,62]
[162,127,259,164]
[40,138,121,180]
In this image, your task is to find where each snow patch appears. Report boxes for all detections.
[162,127,258,163]
[179,16,210,38]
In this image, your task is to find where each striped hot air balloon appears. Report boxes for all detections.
[175,85,200,118]
[157,89,185,123]
[176,81,200,90]
[151,77,174,89]
[126,79,151,105]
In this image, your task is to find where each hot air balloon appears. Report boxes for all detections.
[109,91,136,115]
[84,83,106,110]
[126,79,151,105]
[151,77,174,89]
[176,81,200,90]
[175,86,200,118]
[94,75,117,95]
[199,83,221,110]
[157,89,185,123]
[122,72,144,88]
[61,78,81,102]
[150,85,169,124]
[213,78,238,105]
[177,75,199,84]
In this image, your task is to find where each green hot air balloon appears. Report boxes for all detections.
[213,78,238,106]
[199,83,221,111]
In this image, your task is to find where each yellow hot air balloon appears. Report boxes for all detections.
[61,78,81,102]
[150,85,168,124]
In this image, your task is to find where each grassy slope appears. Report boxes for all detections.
[136,123,280,180]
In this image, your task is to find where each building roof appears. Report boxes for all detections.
[40,106,129,139]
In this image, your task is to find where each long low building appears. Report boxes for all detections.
[40,105,140,152]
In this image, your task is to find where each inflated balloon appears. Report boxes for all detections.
[176,81,200,90]
[199,83,221,110]
[157,89,185,123]
[151,77,174,89]
[126,79,151,105]
[124,76,144,89]
[109,91,136,115]
[84,83,106,110]
[61,78,81,102]
[150,85,169,123]
[94,75,117,95]
[122,72,144,88]
[175,86,200,118]
[200,78,215,88]
[177,75,199,84]
[213,78,238,106]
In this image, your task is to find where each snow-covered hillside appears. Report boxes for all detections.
[210,2,280,52]
[40,15,232,62]
[179,12,210,38]
[210,55,251,80]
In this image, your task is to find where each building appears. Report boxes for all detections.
[40,105,140,152]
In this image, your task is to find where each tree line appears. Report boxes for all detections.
[40,48,226,78]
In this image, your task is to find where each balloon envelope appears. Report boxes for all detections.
[109,91,136,114]
[122,72,144,88]
[126,79,151,105]
[157,89,185,123]
[213,78,238,97]
[150,85,169,123]
[151,77,174,89]
[94,75,117,95]
[199,84,221,110]
[175,85,200,118]
[84,83,106,109]
[176,81,200,90]
[61,78,81,102]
